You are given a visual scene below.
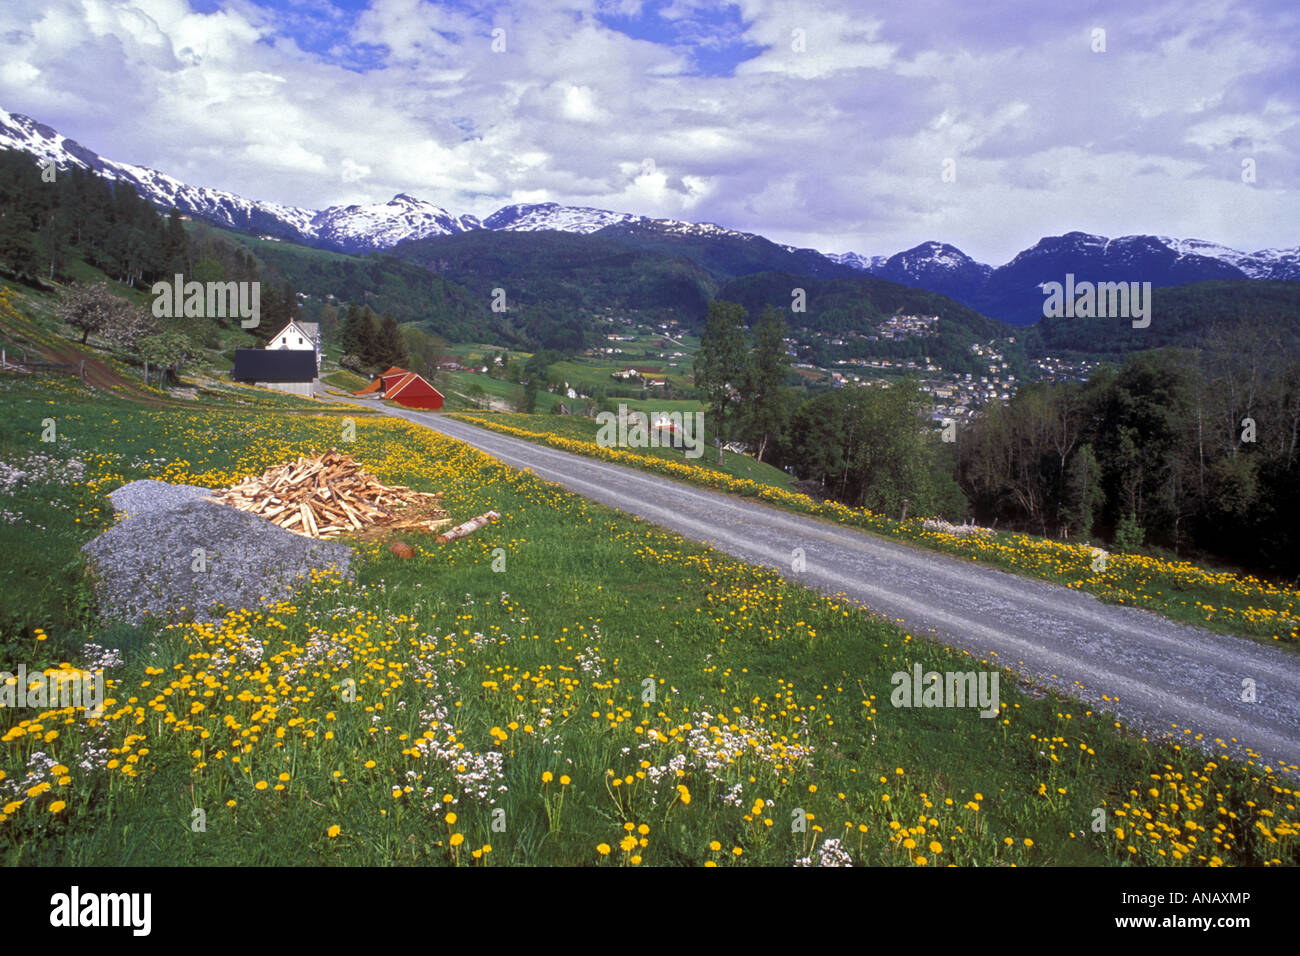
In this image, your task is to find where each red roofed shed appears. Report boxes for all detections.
[384,371,444,410]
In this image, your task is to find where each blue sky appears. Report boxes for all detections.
[1,0,1296,263]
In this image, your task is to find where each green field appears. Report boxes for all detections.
[436,369,562,412]
[2,370,1296,867]
[322,368,371,392]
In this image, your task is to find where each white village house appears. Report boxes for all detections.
[267,319,322,374]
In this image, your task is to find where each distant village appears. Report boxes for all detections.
[263,295,1104,430]
[582,310,1104,431]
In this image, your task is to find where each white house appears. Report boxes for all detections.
[267,320,322,374]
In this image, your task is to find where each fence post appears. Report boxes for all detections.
[80,359,86,382]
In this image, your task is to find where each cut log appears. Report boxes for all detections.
[435,510,500,544]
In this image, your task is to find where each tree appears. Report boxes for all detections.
[1114,511,1145,551]
[55,282,128,344]
[35,209,68,281]
[318,303,340,345]
[843,379,935,517]
[1061,443,1103,539]
[694,300,749,465]
[162,208,190,276]
[355,309,381,369]
[339,302,365,357]
[740,306,791,462]
[253,280,298,344]
[192,255,224,286]
[102,304,158,353]
[401,324,446,384]
[0,208,37,281]
[520,378,539,413]
[139,329,194,386]
[787,381,961,519]
[374,315,408,369]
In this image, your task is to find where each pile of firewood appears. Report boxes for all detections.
[210,450,451,539]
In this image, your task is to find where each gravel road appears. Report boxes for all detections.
[330,392,1300,772]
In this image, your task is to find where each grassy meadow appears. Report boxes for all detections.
[0,372,1297,867]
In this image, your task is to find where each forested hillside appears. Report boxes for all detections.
[1025,279,1300,355]
[957,340,1300,574]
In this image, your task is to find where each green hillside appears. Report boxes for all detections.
[217,231,506,345]
[1025,280,1300,356]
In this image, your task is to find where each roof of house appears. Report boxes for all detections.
[386,372,441,398]
[232,348,317,383]
[384,371,444,409]
[271,319,320,343]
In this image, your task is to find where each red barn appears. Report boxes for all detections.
[354,367,444,409]
[385,371,444,409]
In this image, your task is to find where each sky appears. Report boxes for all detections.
[0,0,1296,264]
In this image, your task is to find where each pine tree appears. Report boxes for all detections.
[162,208,189,276]
[339,302,365,357]
[35,208,68,281]
[375,315,408,369]
[0,208,38,281]
[356,308,381,369]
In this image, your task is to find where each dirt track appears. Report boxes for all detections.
[0,315,179,406]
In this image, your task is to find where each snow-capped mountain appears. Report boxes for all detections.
[0,106,323,241]
[311,194,481,253]
[1157,236,1300,281]
[0,107,479,253]
[1,105,1294,319]
[484,201,766,247]
[872,241,994,302]
[972,231,1299,323]
[831,231,1300,324]
[483,202,641,234]
[825,251,887,271]
[0,107,783,255]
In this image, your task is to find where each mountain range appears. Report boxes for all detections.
[1,105,1296,326]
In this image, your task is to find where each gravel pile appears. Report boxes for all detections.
[108,479,216,519]
[83,483,353,624]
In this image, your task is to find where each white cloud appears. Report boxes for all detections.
[0,0,1293,262]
